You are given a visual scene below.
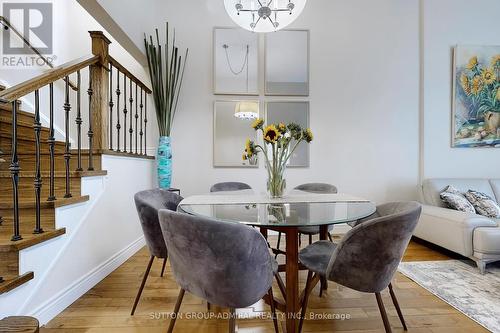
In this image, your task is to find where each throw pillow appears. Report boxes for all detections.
[439,185,476,213]
[464,190,500,218]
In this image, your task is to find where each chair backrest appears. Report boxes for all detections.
[158,210,274,309]
[294,183,338,194]
[326,201,422,293]
[210,182,252,192]
[134,189,183,258]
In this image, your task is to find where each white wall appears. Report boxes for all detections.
[98,0,421,203]
[422,0,500,179]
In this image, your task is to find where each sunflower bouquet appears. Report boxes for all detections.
[459,55,500,119]
[243,118,313,198]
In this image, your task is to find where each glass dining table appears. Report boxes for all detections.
[178,191,376,333]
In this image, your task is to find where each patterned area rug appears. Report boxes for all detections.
[399,260,500,333]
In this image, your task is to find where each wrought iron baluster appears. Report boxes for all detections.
[0,150,4,227]
[63,76,72,198]
[10,100,21,241]
[129,79,133,154]
[139,89,143,155]
[135,86,138,154]
[88,67,95,171]
[47,83,56,201]
[109,63,114,150]
[116,69,121,152]
[144,94,147,156]
[33,90,44,234]
[123,75,128,153]
[75,71,83,171]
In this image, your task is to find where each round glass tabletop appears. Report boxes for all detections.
[178,201,376,227]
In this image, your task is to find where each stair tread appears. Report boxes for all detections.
[0,133,65,144]
[0,115,48,130]
[0,195,90,209]
[0,228,66,251]
[0,272,34,295]
[0,170,107,177]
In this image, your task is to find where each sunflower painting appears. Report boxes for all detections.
[453,45,500,148]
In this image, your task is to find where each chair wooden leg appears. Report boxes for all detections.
[130,255,154,315]
[275,272,287,300]
[327,233,333,242]
[299,271,314,333]
[268,288,279,333]
[167,288,185,333]
[388,283,407,330]
[319,276,328,297]
[160,257,168,277]
[229,308,236,333]
[375,292,393,333]
[308,235,313,245]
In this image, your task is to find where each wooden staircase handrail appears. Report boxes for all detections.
[108,56,152,94]
[0,54,100,103]
[0,15,78,91]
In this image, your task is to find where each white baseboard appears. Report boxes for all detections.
[30,236,145,325]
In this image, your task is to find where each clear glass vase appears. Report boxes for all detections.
[267,168,286,198]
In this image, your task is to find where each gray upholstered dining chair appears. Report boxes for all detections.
[210,182,252,192]
[298,201,422,333]
[275,183,338,256]
[158,210,280,333]
[296,183,338,243]
[131,189,183,316]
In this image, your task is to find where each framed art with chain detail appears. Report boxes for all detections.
[213,27,259,95]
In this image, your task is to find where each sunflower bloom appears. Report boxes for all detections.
[278,123,287,134]
[471,76,484,95]
[491,54,500,67]
[466,56,478,70]
[242,153,248,161]
[263,124,281,143]
[251,118,264,130]
[245,139,254,156]
[303,128,314,143]
[460,73,471,95]
[482,68,496,84]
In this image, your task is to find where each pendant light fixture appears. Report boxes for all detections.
[224,0,307,33]
[234,101,259,119]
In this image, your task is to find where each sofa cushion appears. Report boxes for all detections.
[439,185,476,213]
[464,190,500,218]
[489,180,500,203]
[422,179,495,207]
[473,226,500,254]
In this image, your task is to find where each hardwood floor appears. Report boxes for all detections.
[41,236,488,333]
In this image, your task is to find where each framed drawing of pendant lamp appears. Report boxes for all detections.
[213,27,259,95]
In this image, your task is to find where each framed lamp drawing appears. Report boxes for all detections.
[213,100,260,167]
[265,30,310,96]
[213,27,259,95]
[452,45,500,148]
[266,101,310,167]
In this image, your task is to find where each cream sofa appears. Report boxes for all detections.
[416,178,500,274]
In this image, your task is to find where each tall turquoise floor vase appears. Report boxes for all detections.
[157,136,172,189]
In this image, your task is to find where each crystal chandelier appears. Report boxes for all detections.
[224,0,307,33]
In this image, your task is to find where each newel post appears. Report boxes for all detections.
[89,31,111,151]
